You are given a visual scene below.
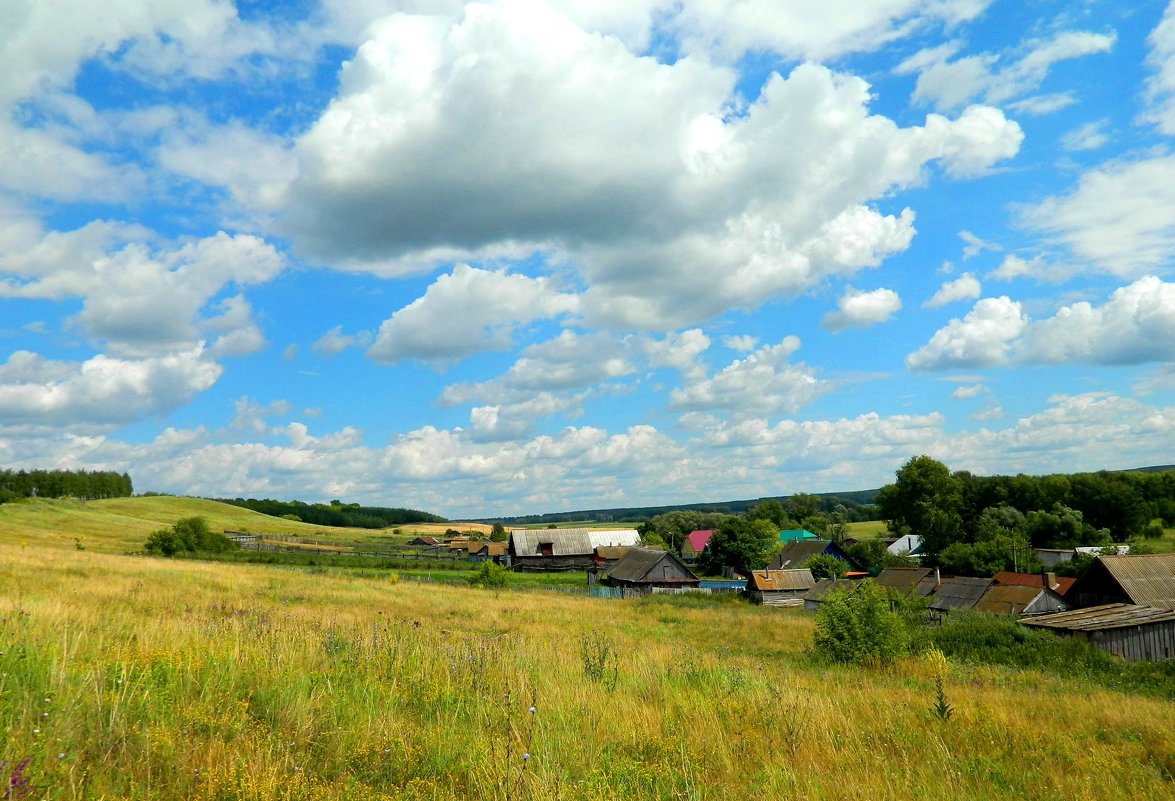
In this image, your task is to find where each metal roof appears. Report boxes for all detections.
[991,570,1076,596]
[1096,553,1175,611]
[928,577,992,611]
[586,529,641,548]
[802,578,863,602]
[509,529,594,556]
[972,584,1046,616]
[1020,603,1175,632]
[772,539,833,569]
[684,530,714,552]
[747,568,816,592]
[875,567,936,595]
[607,548,697,584]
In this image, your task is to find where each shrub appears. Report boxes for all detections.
[144,517,236,556]
[812,582,908,667]
[467,562,512,589]
[805,554,849,579]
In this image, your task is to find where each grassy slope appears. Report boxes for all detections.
[0,496,489,554]
[1,543,1172,800]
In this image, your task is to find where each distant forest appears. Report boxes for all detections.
[483,489,881,526]
[219,498,447,528]
[0,469,133,502]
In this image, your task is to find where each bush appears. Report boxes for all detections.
[144,517,236,556]
[467,562,512,589]
[812,582,908,667]
[805,554,849,579]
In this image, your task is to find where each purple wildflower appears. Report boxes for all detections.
[3,757,32,799]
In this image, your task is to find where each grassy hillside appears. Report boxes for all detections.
[1,542,1172,800]
[0,496,491,554]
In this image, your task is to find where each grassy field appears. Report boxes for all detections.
[845,519,888,538]
[0,497,489,554]
[2,539,1173,801]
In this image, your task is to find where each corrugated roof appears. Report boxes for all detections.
[684,530,714,552]
[586,529,641,548]
[991,571,1076,596]
[875,567,935,594]
[802,578,863,602]
[510,529,594,556]
[594,545,633,560]
[928,577,992,611]
[1097,554,1175,610]
[972,584,1045,616]
[1020,603,1175,632]
[772,539,833,569]
[778,529,817,543]
[747,568,816,592]
[607,548,697,584]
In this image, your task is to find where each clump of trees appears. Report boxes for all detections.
[144,517,237,556]
[876,455,1175,574]
[219,497,445,529]
[0,469,133,503]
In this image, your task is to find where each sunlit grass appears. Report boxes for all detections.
[1,542,1173,800]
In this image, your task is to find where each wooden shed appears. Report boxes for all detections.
[745,568,816,607]
[1020,604,1175,661]
[604,548,699,593]
[1068,553,1175,611]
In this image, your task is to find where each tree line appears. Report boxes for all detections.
[218,497,446,528]
[0,469,133,503]
[876,456,1175,577]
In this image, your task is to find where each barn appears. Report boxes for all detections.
[604,548,699,593]
[1020,604,1175,661]
[1067,553,1175,611]
[508,528,640,571]
[745,568,816,607]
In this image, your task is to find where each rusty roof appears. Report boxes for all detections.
[1096,554,1175,610]
[1020,603,1175,632]
[972,584,1047,616]
[928,576,992,611]
[991,571,1076,596]
[747,568,816,592]
[594,545,633,560]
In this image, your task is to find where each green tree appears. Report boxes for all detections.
[144,517,235,556]
[876,456,964,564]
[805,554,849,579]
[698,517,776,574]
[812,582,909,666]
[489,522,508,542]
[467,562,511,589]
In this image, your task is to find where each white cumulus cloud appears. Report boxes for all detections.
[822,287,902,330]
[906,296,1026,370]
[924,272,981,307]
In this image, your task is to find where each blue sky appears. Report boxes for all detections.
[3,0,1175,518]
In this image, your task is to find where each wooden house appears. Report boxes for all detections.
[991,570,1075,597]
[508,529,595,570]
[592,545,633,568]
[407,536,439,547]
[604,548,699,593]
[681,529,714,561]
[745,568,816,607]
[972,584,1068,616]
[769,539,866,573]
[874,567,938,598]
[1068,553,1175,611]
[802,578,865,612]
[1021,604,1175,661]
[927,576,992,615]
[469,541,508,564]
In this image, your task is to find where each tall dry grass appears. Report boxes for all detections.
[1,543,1172,800]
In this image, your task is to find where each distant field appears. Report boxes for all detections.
[845,519,888,538]
[1,542,1172,800]
[0,496,490,554]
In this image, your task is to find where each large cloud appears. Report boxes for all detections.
[0,346,221,431]
[668,337,827,417]
[906,296,1026,370]
[367,264,579,363]
[1144,0,1175,134]
[0,225,283,356]
[282,1,1021,329]
[1021,276,1175,365]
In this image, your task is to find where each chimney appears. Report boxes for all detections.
[934,566,941,587]
[1044,571,1057,591]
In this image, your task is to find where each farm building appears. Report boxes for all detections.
[469,541,507,564]
[802,578,865,612]
[745,568,816,607]
[507,528,640,570]
[604,548,699,593]
[1020,604,1175,661]
[874,567,938,597]
[681,530,714,561]
[1068,553,1175,611]
[769,539,866,573]
[991,570,1075,597]
[592,545,633,568]
[885,534,923,557]
[972,584,1068,616]
[407,536,439,547]
[1034,548,1074,568]
[778,529,817,544]
[927,576,992,615]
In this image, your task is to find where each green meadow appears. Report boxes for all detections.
[0,497,1173,800]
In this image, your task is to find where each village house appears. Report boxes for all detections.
[802,577,865,612]
[927,576,992,616]
[508,528,640,571]
[769,539,866,573]
[874,567,938,598]
[681,529,714,562]
[603,548,699,595]
[972,583,1068,616]
[745,568,816,607]
[1068,553,1175,611]
[991,570,1075,597]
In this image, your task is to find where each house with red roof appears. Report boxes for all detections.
[681,529,714,562]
